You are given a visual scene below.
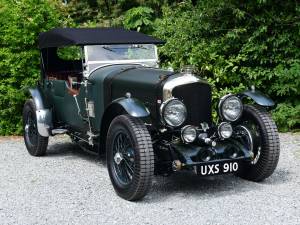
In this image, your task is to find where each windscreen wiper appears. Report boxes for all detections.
[103,46,115,52]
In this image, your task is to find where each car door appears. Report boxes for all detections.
[62,82,88,132]
[43,46,89,132]
[47,78,65,121]
[46,77,88,132]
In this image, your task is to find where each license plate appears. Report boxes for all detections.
[197,161,239,176]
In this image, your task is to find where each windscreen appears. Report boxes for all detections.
[85,44,158,71]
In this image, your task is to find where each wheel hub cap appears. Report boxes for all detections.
[25,124,30,132]
[114,152,123,165]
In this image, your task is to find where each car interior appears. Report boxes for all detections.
[41,47,83,96]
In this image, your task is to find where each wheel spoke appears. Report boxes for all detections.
[116,136,121,152]
[123,158,134,174]
[112,131,135,185]
[237,120,263,164]
[123,164,131,182]
[25,111,38,147]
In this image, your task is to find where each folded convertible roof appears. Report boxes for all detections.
[38,27,165,49]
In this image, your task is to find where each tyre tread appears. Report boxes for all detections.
[106,115,154,201]
[23,99,48,156]
[238,104,280,181]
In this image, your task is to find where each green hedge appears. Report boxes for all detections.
[0,0,299,135]
[0,0,67,135]
[153,0,300,131]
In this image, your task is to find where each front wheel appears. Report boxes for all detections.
[23,99,49,156]
[106,115,154,201]
[236,104,280,181]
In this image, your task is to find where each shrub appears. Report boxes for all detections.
[0,0,299,134]
[154,0,300,131]
[272,103,300,132]
[0,0,67,135]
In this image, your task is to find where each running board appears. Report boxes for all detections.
[51,129,68,135]
[77,141,98,156]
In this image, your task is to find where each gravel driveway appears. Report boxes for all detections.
[0,133,299,225]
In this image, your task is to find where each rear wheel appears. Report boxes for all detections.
[236,104,280,181]
[23,99,48,156]
[106,115,154,201]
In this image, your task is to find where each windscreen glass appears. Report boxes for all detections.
[86,44,157,63]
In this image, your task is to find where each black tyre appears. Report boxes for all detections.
[106,115,154,201]
[23,99,49,156]
[237,104,280,181]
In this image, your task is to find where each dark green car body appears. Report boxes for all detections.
[39,64,173,138]
[25,28,280,199]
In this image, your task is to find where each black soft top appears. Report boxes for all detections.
[38,27,164,49]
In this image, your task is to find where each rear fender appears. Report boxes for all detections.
[29,88,52,137]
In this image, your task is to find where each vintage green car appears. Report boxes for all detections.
[23,28,280,201]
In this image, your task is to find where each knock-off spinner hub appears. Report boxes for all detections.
[114,152,123,165]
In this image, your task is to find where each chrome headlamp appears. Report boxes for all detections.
[160,98,187,127]
[218,122,233,139]
[219,95,243,121]
[181,125,197,143]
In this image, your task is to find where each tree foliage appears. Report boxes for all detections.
[154,0,300,131]
[0,0,299,134]
[0,0,67,135]
[123,6,154,32]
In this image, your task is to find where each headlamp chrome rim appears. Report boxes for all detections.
[218,94,243,122]
[181,125,197,143]
[160,98,187,127]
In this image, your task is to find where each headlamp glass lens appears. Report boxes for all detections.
[163,99,187,127]
[218,122,233,139]
[181,126,197,143]
[221,96,243,121]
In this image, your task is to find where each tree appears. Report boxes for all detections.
[154,0,300,130]
[0,0,67,135]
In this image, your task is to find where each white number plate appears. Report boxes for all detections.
[197,162,239,176]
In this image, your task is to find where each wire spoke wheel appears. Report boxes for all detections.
[236,104,280,182]
[25,111,38,147]
[235,121,262,164]
[23,99,48,156]
[112,132,135,185]
[106,115,154,201]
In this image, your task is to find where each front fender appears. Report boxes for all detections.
[238,90,275,107]
[111,97,150,117]
[99,97,150,155]
[28,87,52,137]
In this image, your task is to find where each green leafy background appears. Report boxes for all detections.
[0,0,299,135]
